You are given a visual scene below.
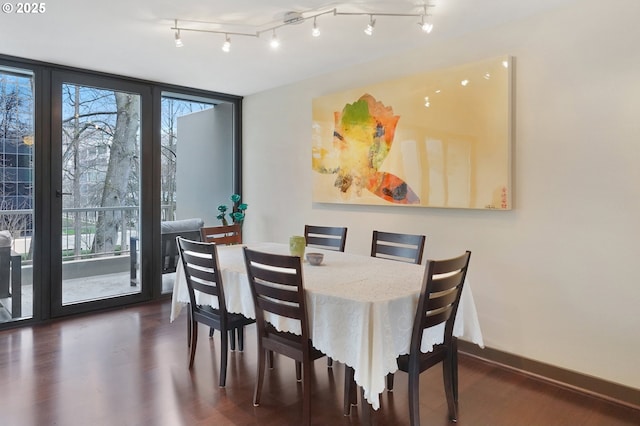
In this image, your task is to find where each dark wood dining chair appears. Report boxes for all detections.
[304,225,347,252]
[243,247,326,426]
[304,224,347,367]
[200,223,243,339]
[200,223,242,245]
[370,230,426,264]
[176,237,255,387]
[388,250,472,426]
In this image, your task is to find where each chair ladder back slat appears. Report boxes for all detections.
[247,249,300,269]
[304,225,348,252]
[181,250,215,268]
[254,280,302,304]
[189,279,221,298]
[186,267,219,288]
[432,255,470,274]
[210,234,239,245]
[251,268,301,287]
[427,288,459,311]
[430,272,465,293]
[257,297,302,320]
[200,224,242,245]
[306,236,341,249]
[374,244,421,262]
[371,230,426,264]
[377,231,420,245]
[423,308,454,329]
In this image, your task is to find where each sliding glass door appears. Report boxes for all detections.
[50,72,151,316]
[0,53,242,328]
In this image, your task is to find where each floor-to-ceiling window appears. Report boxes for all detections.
[159,93,237,294]
[0,54,242,326]
[0,65,34,322]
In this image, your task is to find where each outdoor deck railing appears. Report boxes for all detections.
[0,205,175,262]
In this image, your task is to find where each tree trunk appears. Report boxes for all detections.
[93,93,140,254]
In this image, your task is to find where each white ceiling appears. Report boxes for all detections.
[1,0,577,96]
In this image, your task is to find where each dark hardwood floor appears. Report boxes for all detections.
[1,300,638,426]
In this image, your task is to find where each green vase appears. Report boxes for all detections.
[289,235,306,258]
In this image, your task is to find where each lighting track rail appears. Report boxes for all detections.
[171,4,434,52]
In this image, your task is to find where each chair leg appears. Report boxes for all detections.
[219,326,228,387]
[408,367,421,426]
[268,351,274,369]
[386,372,395,391]
[452,339,459,403]
[302,360,312,426]
[209,327,214,338]
[229,329,236,351]
[188,321,198,368]
[296,361,302,382]
[443,355,458,422]
[237,326,245,352]
[187,309,192,347]
[327,357,333,368]
[254,348,267,407]
[343,365,357,415]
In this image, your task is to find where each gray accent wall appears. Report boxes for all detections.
[175,104,234,225]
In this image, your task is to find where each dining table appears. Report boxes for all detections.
[170,242,484,411]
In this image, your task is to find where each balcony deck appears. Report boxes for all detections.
[0,270,175,322]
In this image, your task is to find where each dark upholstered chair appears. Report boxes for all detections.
[0,241,22,318]
[200,223,242,245]
[304,225,347,252]
[177,237,255,387]
[129,218,204,286]
[370,230,426,265]
[388,251,472,426]
[243,247,325,426]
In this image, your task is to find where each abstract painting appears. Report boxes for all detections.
[312,55,512,210]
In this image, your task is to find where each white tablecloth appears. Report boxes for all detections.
[170,242,484,410]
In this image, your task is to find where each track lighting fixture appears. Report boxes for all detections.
[312,17,320,37]
[171,4,434,51]
[419,17,433,33]
[222,34,231,52]
[364,15,375,36]
[270,29,280,49]
[174,31,184,48]
[174,19,184,47]
[418,5,433,33]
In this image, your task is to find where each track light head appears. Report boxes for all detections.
[270,30,280,48]
[364,16,376,36]
[174,30,184,47]
[312,17,320,37]
[222,35,231,52]
[419,15,433,33]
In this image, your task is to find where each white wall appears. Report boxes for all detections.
[242,0,640,390]
[176,104,234,224]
